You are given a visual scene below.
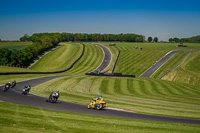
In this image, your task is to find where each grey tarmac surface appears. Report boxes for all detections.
[0,46,200,125]
[140,50,189,77]
[95,44,112,71]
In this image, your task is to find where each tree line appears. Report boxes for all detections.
[0,33,63,67]
[147,36,158,42]
[20,33,145,42]
[169,35,200,43]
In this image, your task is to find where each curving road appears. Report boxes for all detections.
[0,46,200,125]
[140,50,189,77]
[95,44,112,72]
[0,77,200,125]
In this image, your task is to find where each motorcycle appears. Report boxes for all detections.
[3,83,11,92]
[46,91,59,103]
[88,97,107,110]
[11,81,16,88]
[22,86,31,95]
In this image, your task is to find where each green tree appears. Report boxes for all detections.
[153,37,158,42]
[169,38,173,42]
[173,37,180,43]
[20,34,30,41]
[148,36,153,42]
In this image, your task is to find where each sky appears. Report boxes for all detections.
[0,0,200,41]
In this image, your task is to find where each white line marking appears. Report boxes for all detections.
[106,107,137,113]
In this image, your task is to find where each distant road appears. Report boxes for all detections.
[95,44,112,72]
[140,50,188,77]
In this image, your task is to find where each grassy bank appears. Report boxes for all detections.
[31,75,200,119]
[0,102,199,133]
[162,51,200,85]
[62,43,104,74]
[152,51,190,78]
[0,74,54,85]
[30,42,83,72]
[111,43,200,76]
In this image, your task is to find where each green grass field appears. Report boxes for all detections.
[61,43,104,74]
[0,41,32,50]
[0,66,34,73]
[31,75,200,119]
[0,74,55,85]
[186,51,200,73]
[162,51,200,85]
[152,51,190,78]
[1,42,200,132]
[1,102,199,133]
[112,43,200,77]
[29,42,104,74]
[30,42,83,72]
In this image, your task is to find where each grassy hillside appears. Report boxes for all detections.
[1,102,199,133]
[112,43,200,77]
[162,51,200,85]
[0,41,32,50]
[62,43,104,74]
[0,74,55,85]
[0,66,34,73]
[152,51,190,78]
[30,42,83,72]
[186,51,200,73]
[32,75,200,119]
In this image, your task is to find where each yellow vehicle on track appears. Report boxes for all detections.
[88,95,107,110]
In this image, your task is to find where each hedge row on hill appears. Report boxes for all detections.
[0,33,63,67]
[60,33,144,42]
[20,33,145,42]
[169,35,200,43]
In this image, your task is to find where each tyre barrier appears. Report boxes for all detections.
[111,50,120,73]
[86,72,135,78]
[0,43,85,75]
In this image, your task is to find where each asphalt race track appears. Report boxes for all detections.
[0,46,200,125]
[95,44,112,71]
[140,50,188,77]
[0,77,200,125]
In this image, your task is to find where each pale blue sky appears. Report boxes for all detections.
[0,0,200,41]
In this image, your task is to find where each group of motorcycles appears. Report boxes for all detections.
[3,81,106,109]
[3,81,31,95]
[2,81,60,103]
[3,81,16,92]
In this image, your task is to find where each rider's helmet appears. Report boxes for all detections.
[28,85,31,88]
[99,95,102,98]
[9,82,11,84]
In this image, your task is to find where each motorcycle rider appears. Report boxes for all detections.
[11,80,16,88]
[25,85,31,91]
[53,90,60,98]
[4,82,11,89]
[94,95,103,104]
[97,95,102,101]
[47,90,60,103]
